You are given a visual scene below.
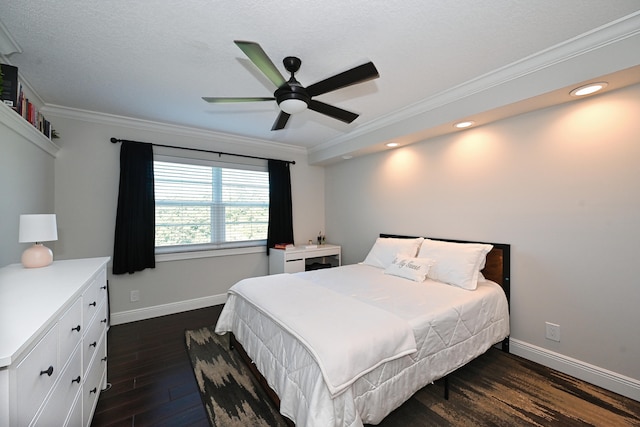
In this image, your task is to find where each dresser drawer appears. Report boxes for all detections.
[82,337,107,427]
[16,325,59,426]
[96,268,108,309]
[65,392,82,427]
[58,298,82,366]
[32,346,82,427]
[82,278,99,329]
[83,301,107,375]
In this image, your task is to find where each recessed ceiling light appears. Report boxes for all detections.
[454,121,475,129]
[386,142,399,148]
[570,82,608,97]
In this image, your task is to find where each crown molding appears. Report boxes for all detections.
[309,10,640,163]
[40,104,307,157]
[0,19,21,56]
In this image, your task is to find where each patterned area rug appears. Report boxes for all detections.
[185,326,289,427]
[186,325,640,427]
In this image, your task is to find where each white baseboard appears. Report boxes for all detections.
[510,338,640,402]
[110,293,228,326]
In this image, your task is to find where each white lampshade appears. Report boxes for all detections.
[279,98,308,115]
[19,214,58,243]
[19,214,58,268]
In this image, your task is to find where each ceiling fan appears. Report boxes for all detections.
[202,40,380,131]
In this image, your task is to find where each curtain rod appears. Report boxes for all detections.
[110,138,295,165]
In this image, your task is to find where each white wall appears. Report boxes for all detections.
[0,104,56,267]
[325,84,640,397]
[50,113,325,321]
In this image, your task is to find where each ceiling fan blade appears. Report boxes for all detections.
[271,111,291,130]
[202,96,274,103]
[234,40,287,88]
[306,62,379,97]
[308,100,359,123]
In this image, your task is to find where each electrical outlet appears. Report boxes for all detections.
[545,322,560,342]
[130,290,140,302]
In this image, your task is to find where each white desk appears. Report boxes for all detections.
[269,244,341,274]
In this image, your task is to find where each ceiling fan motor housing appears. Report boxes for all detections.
[276,56,310,108]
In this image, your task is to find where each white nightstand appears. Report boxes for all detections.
[269,244,341,274]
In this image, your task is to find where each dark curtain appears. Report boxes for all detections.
[112,141,156,274]
[266,159,294,254]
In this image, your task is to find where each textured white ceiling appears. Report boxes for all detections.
[1,1,639,162]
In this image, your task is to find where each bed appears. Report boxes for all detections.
[215,235,510,426]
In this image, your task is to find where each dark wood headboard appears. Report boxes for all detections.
[380,234,511,351]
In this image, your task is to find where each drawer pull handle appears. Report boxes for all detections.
[101,318,108,324]
[89,301,97,307]
[101,285,107,290]
[89,341,97,348]
[72,376,81,384]
[102,356,108,362]
[89,387,97,394]
[40,366,54,376]
[71,325,81,332]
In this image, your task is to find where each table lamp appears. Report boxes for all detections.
[18,214,58,268]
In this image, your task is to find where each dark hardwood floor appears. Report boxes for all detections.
[93,305,640,427]
[91,305,223,427]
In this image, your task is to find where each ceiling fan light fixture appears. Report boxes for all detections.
[279,98,308,114]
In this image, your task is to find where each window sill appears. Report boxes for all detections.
[155,245,265,262]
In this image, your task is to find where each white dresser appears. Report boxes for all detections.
[0,257,110,427]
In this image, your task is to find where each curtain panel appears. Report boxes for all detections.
[266,159,294,254]
[112,141,156,274]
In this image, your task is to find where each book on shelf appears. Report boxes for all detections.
[12,81,56,140]
[0,64,18,108]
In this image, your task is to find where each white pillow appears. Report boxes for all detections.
[417,239,493,290]
[384,255,433,282]
[362,237,424,269]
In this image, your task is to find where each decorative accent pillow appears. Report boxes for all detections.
[362,237,424,269]
[417,239,493,290]
[384,256,433,282]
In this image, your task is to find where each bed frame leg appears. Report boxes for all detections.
[444,375,449,400]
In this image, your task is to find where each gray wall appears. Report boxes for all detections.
[49,114,325,320]
[325,83,640,385]
[3,83,638,397]
[0,105,56,267]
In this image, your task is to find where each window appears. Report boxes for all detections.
[154,155,269,253]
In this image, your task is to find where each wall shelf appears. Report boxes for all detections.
[0,102,59,157]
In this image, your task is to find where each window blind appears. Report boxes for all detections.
[154,158,269,251]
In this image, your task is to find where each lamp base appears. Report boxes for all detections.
[22,243,53,268]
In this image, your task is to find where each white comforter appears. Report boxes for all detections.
[224,273,417,397]
[215,264,509,427]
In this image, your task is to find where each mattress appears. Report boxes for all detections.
[215,263,509,427]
